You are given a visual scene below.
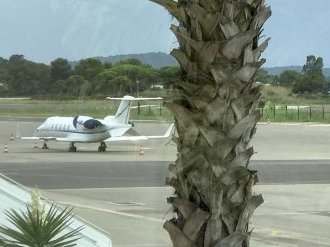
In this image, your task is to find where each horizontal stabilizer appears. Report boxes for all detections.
[106,96,162,101]
[130,104,160,109]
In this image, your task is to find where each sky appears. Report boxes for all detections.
[0,0,329,67]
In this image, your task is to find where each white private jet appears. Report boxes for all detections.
[21,96,173,152]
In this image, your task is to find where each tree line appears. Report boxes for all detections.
[1,54,328,98]
[0,55,180,98]
[257,55,329,94]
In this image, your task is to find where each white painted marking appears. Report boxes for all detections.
[258,122,330,127]
[115,244,169,247]
[254,212,311,216]
[102,201,146,207]
[45,186,173,191]
[54,201,164,223]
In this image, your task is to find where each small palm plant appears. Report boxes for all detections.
[0,189,82,247]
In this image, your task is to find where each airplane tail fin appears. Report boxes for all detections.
[112,95,134,124]
[106,95,162,124]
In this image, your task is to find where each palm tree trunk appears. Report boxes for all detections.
[151,0,271,246]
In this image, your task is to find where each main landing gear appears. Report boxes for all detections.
[42,141,49,150]
[98,141,107,152]
[69,142,77,152]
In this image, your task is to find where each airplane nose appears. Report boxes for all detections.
[83,119,103,129]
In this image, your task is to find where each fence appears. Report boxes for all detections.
[130,104,172,120]
[261,105,330,122]
[132,105,330,122]
[2,101,330,122]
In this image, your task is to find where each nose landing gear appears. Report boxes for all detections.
[98,141,107,152]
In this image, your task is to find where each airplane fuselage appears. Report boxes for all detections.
[21,95,165,152]
[35,116,110,143]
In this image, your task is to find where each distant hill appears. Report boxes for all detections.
[95,52,178,68]
[264,66,330,77]
[264,66,302,75]
[73,52,330,77]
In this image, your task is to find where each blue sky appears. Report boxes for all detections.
[264,0,330,67]
[0,0,329,67]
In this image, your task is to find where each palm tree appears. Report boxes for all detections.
[0,189,82,247]
[151,0,271,246]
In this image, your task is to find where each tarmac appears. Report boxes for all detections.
[1,120,330,246]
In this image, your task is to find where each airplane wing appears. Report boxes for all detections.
[21,124,174,143]
[21,137,78,142]
[21,137,57,141]
[104,123,174,142]
[105,136,149,142]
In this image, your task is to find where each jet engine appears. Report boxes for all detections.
[73,116,103,130]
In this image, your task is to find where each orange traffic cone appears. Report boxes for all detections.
[139,146,144,156]
[10,133,14,141]
[4,144,8,153]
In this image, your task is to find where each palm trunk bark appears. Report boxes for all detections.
[151,0,271,246]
